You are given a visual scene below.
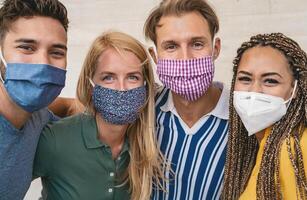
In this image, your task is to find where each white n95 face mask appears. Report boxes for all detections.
[233,81,297,136]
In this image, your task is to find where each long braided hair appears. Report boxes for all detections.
[222,33,307,200]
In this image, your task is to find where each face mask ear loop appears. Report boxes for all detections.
[88,78,95,87]
[211,37,216,59]
[0,68,4,83]
[0,48,7,83]
[211,37,215,60]
[284,80,298,108]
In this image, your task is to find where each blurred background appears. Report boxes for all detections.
[25,0,307,199]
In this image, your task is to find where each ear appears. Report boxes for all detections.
[148,47,157,64]
[213,37,221,61]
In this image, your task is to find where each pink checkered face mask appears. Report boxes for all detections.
[157,55,214,101]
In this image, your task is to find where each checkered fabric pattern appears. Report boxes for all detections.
[157,56,214,101]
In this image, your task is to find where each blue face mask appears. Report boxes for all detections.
[0,52,66,113]
[89,79,147,125]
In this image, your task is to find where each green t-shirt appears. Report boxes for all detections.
[33,113,131,200]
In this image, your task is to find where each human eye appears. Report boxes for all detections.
[128,75,139,81]
[50,49,66,59]
[128,74,143,83]
[192,41,204,50]
[264,78,279,86]
[237,76,252,84]
[162,42,178,52]
[17,45,35,53]
[101,75,114,83]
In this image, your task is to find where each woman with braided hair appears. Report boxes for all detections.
[222,33,307,200]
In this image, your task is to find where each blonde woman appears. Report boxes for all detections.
[33,31,165,200]
[222,33,307,199]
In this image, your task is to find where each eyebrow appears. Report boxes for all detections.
[161,40,177,46]
[237,71,252,76]
[190,36,208,42]
[15,38,37,44]
[161,36,208,45]
[53,44,67,51]
[99,71,115,75]
[99,70,143,76]
[261,72,282,78]
[237,70,282,78]
[15,38,67,51]
[127,71,143,76]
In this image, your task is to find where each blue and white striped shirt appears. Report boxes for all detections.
[153,82,229,200]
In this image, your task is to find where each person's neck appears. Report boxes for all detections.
[255,130,265,143]
[172,85,221,128]
[0,83,31,129]
[96,115,128,159]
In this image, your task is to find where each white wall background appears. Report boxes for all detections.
[25,0,307,199]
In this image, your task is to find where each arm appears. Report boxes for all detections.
[49,97,84,118]
[33,123,56,180]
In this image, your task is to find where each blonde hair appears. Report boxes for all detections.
[76,31,165,200]
[222,33,307,200]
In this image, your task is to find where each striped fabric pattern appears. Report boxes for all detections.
[156,56,214,102]
[152,88,228,200]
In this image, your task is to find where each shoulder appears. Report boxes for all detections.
[289,128,307,147]
[0,108,54,135]
[31,108,55,122]
[280,127,307,158]
[42,113,86,136]
[22,108,56,132]
[301,128,307,167]
[213,82,230,102]
[37,113,90,155]
[300,128,307,148]
[155,86,170,104]
[0,114,21,134]
[210,82,230,120]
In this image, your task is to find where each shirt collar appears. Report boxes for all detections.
[81,113,104,149]
[81,113,129,152]
[160,81,229,120]
[160,90,176,113]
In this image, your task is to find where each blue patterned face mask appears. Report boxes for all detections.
[0,51,66,113]
[89,79,147,125]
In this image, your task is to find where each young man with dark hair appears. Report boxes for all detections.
[0,0,69,199]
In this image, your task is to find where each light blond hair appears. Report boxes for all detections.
[76,31,166,200]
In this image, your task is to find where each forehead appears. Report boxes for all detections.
[3,16,67,46]
[156,11,212,42]
[96,48,142,72]
[238,46,291,74]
